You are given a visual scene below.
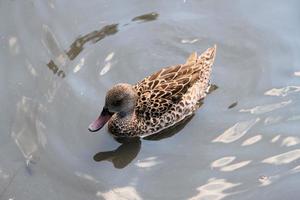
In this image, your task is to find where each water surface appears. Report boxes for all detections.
[1,0,300,199]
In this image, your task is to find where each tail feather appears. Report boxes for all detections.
[196,45,217,88]
[185,52,197,64]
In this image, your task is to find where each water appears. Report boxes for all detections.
[1,0,300,199]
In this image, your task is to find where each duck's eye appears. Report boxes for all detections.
[112,99,122,106]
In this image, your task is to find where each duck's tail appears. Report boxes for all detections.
[184,45,217,102]
[198,45,217,93]
[186,45,217,90]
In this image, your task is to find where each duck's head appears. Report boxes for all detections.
[88,83,137,132]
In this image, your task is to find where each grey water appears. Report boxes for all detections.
[1,0,300,200]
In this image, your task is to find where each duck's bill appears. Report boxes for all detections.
[88,108,114,132]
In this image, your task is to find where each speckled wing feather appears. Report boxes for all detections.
[134,46,216,119]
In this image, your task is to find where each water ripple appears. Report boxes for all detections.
[220,160,252,172]
[188,178,241,200]
[97,186,142,200]
[241,135,262,146]
[213,118,260,143]
[239,100,292,115]
[294,71,300,76]
[281,137,300,147]
[73,58,85,73]
[211,157,236,168]
[135,156,161,168]
[262,149,300,165]
[8,36,19,55]
[271,134,281,143]
[265,86,300,97]
[181,38,199,44]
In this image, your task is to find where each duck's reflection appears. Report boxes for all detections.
[93,115,194,168]
[93,139,141,169]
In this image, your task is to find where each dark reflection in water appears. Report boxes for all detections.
[66,24,118,60]
[25,159,37,176]
[132,12,159,22]
[46,12,159,79]
[47,60,66,78]
[93,139,141,169]
[208,84,218,94]
[46,24,118,78]
[228,101,238,109]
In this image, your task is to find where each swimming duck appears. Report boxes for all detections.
[89,45,216,138]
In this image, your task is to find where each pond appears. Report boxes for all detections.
[1,0,300,199]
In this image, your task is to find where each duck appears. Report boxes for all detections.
[88,45,217,138]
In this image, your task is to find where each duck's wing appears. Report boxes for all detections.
[134,45,216,119]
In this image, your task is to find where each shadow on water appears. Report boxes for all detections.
[93,116,193,169]
[93,139,141,169]
[46,12,159,78]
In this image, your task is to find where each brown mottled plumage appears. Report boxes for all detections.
[88,45,217,138]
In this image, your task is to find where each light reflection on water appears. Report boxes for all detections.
[262,150,300,165]
[97,186,142,200]
[213,118,260,143]
[211,156,236,168]
[1,0,300,200]
[188,178,241,200]
[239,100,292,115]
[265,86,300,97]
[241,135,262,146]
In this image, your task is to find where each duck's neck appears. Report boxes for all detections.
[117,110,135,119]
[108,110,138,137]
[118,111,129,118]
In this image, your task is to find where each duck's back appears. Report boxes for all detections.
[133,45,217,137]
